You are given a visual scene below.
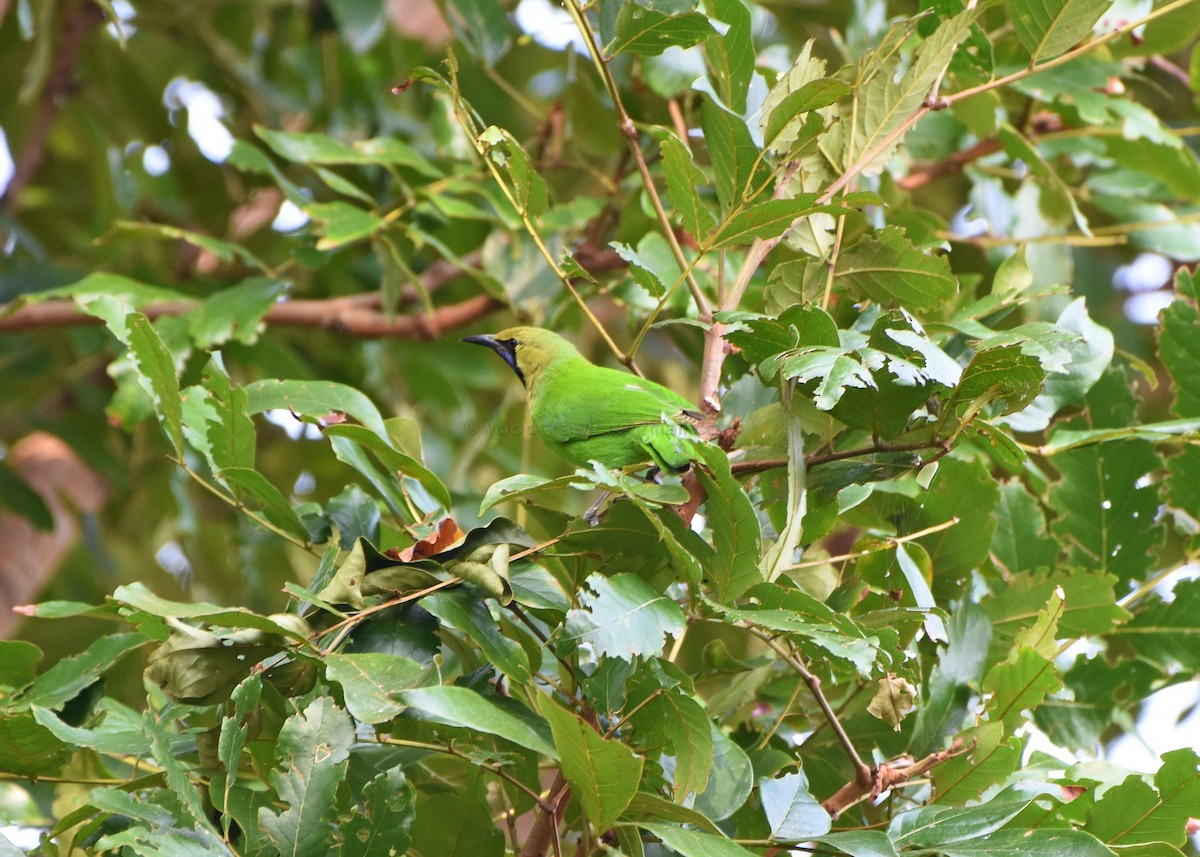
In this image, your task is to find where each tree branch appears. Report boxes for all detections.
[820,738,972,819]
[0,293,504,337]
[2,2,105,214]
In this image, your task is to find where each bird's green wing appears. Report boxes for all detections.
[534,372,696,441]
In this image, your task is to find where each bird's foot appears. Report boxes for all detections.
[584,491,612,526]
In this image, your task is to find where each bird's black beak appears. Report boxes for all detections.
[461,334,524,385]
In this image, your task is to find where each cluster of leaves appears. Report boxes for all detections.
[2,0,1200,855]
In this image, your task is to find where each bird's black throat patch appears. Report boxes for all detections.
[463,335,525,386]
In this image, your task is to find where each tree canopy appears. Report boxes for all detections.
[1,0,1199,854]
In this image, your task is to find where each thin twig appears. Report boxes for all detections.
[747,628,872,788]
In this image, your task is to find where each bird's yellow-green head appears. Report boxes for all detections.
[461,326,582,389]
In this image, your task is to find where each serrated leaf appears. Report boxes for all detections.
[1011,0,1111,63]
[835,226,957,310]
[708,196,842,248]
[1108,577,1200,670]
[540,695,642,831]
[660,134,717,240]
[258,697,354,857]
[607,5,714,57]
[762,78,848,151]
[218,675,262,827]
[694,445,761,603]
[31,701,148,756]
[23,633,148,709]
[701,100,768,215]
[705,0,754,113]
[478,126,548,217]
[79,302,184,453]
[0,713,71,777]
[1086,748,1200,849]
[559,572,685,661]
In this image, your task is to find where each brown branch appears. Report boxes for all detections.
[897,138,1002,191]
[729,439,947,476]
[2,2,105,214]
[520,772,570,857]
[0,293,503,338]
[820,738,972,819]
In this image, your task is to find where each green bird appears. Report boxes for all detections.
[463,326,702,472]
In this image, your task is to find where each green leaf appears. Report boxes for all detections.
[245,378,389,439]
[323,423,451,509]
[990,481,1059,574]
[325,653,430,724]
[843,7,979,171]
[620,792,723,834]
[256,127,438,175]
[258,697,355,857]
[147,709,221,837]
[985,568,1128,659]
[713,584,884,675]
[1108,577,1200,670]
[694,445,761,603]
[709,196,844,248]
[0,641,41,691]
[188,277,286,349]
[701,99,767,215]
[607,5,714,57]
[0,713,70,777]
[540,695,642,831]
[934,828,1119,857]
[951,344,1044,415]
[1086,748,1200,849]
[1160,287,1200,417]
[692,725,753,822]
[306,201,383,250]
[342,766,416,857]
[31,701,148,756]
[110,582,312,642]
[181,365,256,476]
[559,572,685,661]
[624,664,712,801]
[445,0,510,67]
[327,484,382,547]
[218,676,262,827]
[1048,379,1164,586]
[79,302,184,453]
[409,792,503,857]
[814,830,899,857]
[762,78,848,151]
[760,770,831,841]
[478,126,548,217]
[639,824,758,856]
[932,721,1024,806]
[1011,0,1111,63]
[399,686,556,757]
[660,134,717,240]
[1006,298,1114,432]
[219,466,312,543]
[23,633,148,709]
[835,226,957,311]
[910,457,999,589]
[888,794,1031,848]
[423,590,531,683]
[705,0,754,113]
[0,462,53,530]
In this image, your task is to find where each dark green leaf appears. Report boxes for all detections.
[258,697,355,857]
[342,766,416,857]
[399,686,556,757]
[660,134,716,240]
[1011,0,1112,63]
[326,653,430,724]
[835,226,957,311]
